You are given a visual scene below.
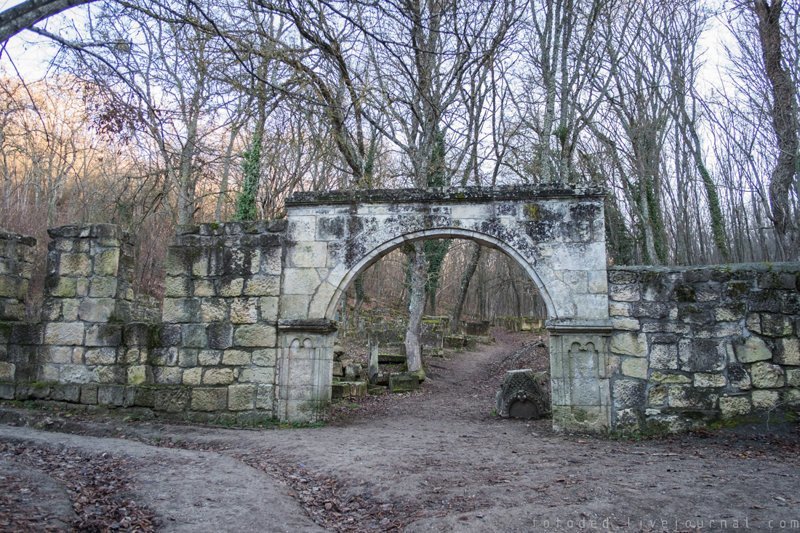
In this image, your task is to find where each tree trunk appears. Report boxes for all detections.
[404,241,427,379]
[753,0,799,259]
[450,242,481,333]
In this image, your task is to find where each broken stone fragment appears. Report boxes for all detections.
[495,369,550,420]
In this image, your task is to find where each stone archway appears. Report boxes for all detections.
[275,185,613,431]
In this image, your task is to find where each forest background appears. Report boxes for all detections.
[0,0,797,339]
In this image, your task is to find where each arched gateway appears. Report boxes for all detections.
[277,186,612,431]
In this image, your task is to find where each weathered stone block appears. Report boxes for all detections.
[194,279,215,297]
[775,337,799,366]
[96,365,126,384]
[200,299,228,322]
[613,378,645,410]
[234,324,276,347]
[243,275,280,297]
[93,249,120,276]
[178,348,198,367]
[85,347,117,365]
[78,298,116,322]
[61,364,96,383]
[182,324,207,348]
[649,343,678,370]
[719,395,751,418]
[80,384,98,404]
[182,367,202,385]
[218,278,244,297]
[161,298,199,323]
[621,357,648,379]
[48,277,78,298]
[44,322,84,345]
[191,387,227,411]
[154,387,190,412]
[751,390,780,410]
[255,384,274,410]
[207,323,233,349]
[750,361,785,388]
[611,317,639,331]
[786,368,800,387]
[58,253,91,276]
[228,384,256,411]
[85,324,122,347]
[668,386,716,410]
[203,368,234,385]
[230,298,258,324]
[222,349,251,366]
[735,335,772,364]
[610,332,646,357]
[239,367,275,384]
[127,365,148,385]
[0,362,15,381]
[760,314,793,337]
[153,366,183,385]
[198,349,222,366]
[679,339,725,372]
[98,384,126,406]
[693,373,726,388]
[252,348,277,367]
[164,276,191,297]
[650,371,691,384]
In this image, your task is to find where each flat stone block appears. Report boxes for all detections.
[243,276,280,297]
[252,348,277,367]
[389,372,419,393]
[44,322,85,345]
[203,368,234,385]
[127,365,149,385]
[97,384,127,406]
[239,367,275,384]
[58,253,91,276]
[228,384,256,411]
[0,362,15,381]
[78,298,116,322]
[719,395,751,419]
[234,324,276,347]
[649,343,678,370]
[693,373,726,388]
[182,367,202,385]
[735,336,772,364]
[752,390,780,410]
[153,366,183,385]
[191,387,228,412]
[200,299,228,322]
[750,361,785,388]
[93,249,120,276]
[775,337,799,366]
[198,349,222,366]
[222,349,252,366]
[85,323,122,347]
[610,332,646,357]
[161,298,199,323]
[85,347,117,365]
[621,357,648,379]
[230,298,258,324]
[154,387,190,412]
[164,276,191,297]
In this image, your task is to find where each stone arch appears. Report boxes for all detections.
[323,227,557,321]
[277,186,613,430]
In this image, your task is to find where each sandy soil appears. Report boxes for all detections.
[1,330,799,532]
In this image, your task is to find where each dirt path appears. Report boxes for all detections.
[2,330,800,531]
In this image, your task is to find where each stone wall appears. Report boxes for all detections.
[608,264,800,432]
[2,214,799,433]
[158,221,285,421]
[0,230,36,389]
